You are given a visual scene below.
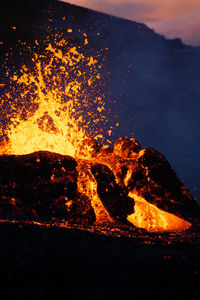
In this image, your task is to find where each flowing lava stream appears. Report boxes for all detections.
[0,32,191,233]
[127,193,191,232]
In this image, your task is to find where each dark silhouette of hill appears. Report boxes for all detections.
[0,0,200,202]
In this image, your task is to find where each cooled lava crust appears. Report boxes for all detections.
[0,137,200,231]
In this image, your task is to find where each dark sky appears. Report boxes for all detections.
[59,1,200,203]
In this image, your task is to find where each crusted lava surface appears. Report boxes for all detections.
[0,137,200,231]
[0,221,200,300]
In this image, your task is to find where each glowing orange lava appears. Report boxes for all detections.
[0,33,192,233]
[0,35,110,159]
[127,193,191,232]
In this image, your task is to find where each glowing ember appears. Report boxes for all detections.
[0,33,197,234]
[0,34,111,158]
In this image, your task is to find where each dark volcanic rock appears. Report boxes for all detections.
[0,151,95,224]
[0,147,200,230]
[0,222,200,300]
[67,192,95,225]
[1,0,200,212]
[91,164,134,222]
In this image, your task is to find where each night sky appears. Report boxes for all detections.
[60,0,200,203]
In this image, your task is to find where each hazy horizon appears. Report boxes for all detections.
[61,0,200,46]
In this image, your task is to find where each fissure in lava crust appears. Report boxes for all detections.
[0,137,200,233]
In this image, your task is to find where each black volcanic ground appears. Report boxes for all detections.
[0,221,200,299]
[0,0,200,202]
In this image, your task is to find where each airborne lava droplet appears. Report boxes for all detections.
[0,34,199,234]
[0,35,113,158]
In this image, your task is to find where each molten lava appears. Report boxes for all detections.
[127,193,191,232]
[0,33,197,233]
[0,34,110,158]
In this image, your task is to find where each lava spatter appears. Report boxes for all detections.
[0,34,199,234]
[0,34,112,158]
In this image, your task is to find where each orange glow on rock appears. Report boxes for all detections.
[0,34,195,234]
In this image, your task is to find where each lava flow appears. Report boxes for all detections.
[0,33,199,234]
